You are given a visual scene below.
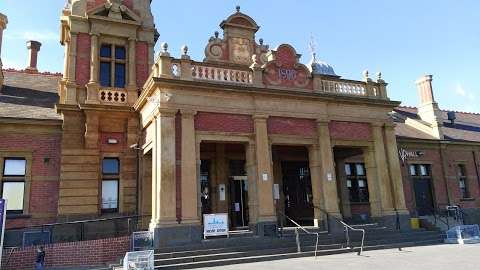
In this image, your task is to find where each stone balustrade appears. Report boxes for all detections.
[153,44,389,100]
[191,64,253,85]
[99,88,128,104]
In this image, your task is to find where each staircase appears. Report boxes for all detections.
[420,215,463,231]
[149,226,443,269]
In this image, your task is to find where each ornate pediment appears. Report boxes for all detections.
[263,44,313,90]
[88,0,141,23]
[204,6,269,66]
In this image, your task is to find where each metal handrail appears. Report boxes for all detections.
[339,220,365,255]
[312,206,365,255]
[277,211,320,259]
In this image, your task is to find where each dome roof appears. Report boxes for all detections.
[308,53,337,76]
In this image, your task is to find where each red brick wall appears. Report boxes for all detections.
[0,134,61,228]
[195,112,254,133]
[100,132,126,152]
[76,33,91,86]
[329,121,372,141]
[444,149,480,208]
[136,41,149,88]
[1,236,130,270]
[267,116,316,137]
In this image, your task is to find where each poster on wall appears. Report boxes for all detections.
[203,213,229,239]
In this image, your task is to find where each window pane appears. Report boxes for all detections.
[114,63,126,88]
[459,180,466,188]
[356,164,365,176]
[420,165,428,176]
[102,158,119,174]
[100,62,112,87]
[115,47,126,60]
[409,165,416,176]
[100,45,112,58]
[458,165,466,177]
[3,159,26,176]
[102,180,118,210]
[346,179,352,188]
[358,179,367,188]
[3,182,24,211]
[344,164,351,176]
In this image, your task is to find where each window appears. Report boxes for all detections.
[458,164,469,198]
[101,158,119,213]
[345,163,369,203]
[2,158,26,214]
[100,44,126,88]
[409,164,431,177]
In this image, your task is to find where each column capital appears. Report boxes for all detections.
[371,122,385,128]
[155,108,177,118]
[316,119,330,126]
[128,37,137,42]
[252,114,269,121]
[180,109,197,118]
[89,32,100,37]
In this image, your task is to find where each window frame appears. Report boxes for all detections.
[457,163,470,199]
[345,163,369,203]
[0,154,32,216]
[99,43,127,89]
[101,157,120,213]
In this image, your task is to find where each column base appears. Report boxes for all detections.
[251,221,278,237]
[151,223,203,248]
[374,211,411,232]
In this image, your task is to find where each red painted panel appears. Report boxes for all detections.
[267,116,316,137]
[194,112,253,133]
[328,121,372,141]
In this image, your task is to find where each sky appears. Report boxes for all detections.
[0,0,479,113]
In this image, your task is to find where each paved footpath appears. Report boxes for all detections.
[198,244,480,270]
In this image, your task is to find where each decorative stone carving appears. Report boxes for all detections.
[263,44,312,89]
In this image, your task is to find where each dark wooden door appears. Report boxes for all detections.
[282,161,314,225]
[414,178,434,216]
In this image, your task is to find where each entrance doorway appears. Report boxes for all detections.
[282,161,314,225]
[272,145,314,226]
[410,164,434,216]
[229,160,249,229]
[199,143,249,231]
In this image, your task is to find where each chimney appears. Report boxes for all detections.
[416,75,443,139]
[0,13,7,91]
[26,40,42,72]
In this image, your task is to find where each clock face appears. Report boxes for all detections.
[230,37,252,65]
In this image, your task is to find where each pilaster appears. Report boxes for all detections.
[253,115,276,222]
[384,124,408,212]
[371,123,394,214]
[308,144,325,225]
[150,108,178,229]
[316,120,341,217]
[86,33,100,104]
[180,110,200,224]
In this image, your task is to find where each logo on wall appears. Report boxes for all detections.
[398,148,424,163]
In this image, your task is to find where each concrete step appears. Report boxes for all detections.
[152,231,444,269]
[154,237,443,269]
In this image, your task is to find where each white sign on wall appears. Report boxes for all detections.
[203,213,229,239]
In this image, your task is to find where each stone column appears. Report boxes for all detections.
[384,124,408,212]
[308,144,325,227]
[364,147,382,217]
[245,142,259,229]
[372,123,394,214]
[64,32,78,105]
[316,120,342,233]
[86,33,99,104]
[150,108,178,247]
[127,38,137,105]
[253,115,276,236]
[180,110,200,224]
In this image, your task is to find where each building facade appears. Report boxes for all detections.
[0,1,479,248]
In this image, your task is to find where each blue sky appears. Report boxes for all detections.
[0,0,479,113]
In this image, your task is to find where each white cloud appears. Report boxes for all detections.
[455,84,466,97]
[5,31,58,42]
[452,83,478,113]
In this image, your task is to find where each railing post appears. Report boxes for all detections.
[154,42,173,78]
[180,46,193,81]
[295,228,301,253]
